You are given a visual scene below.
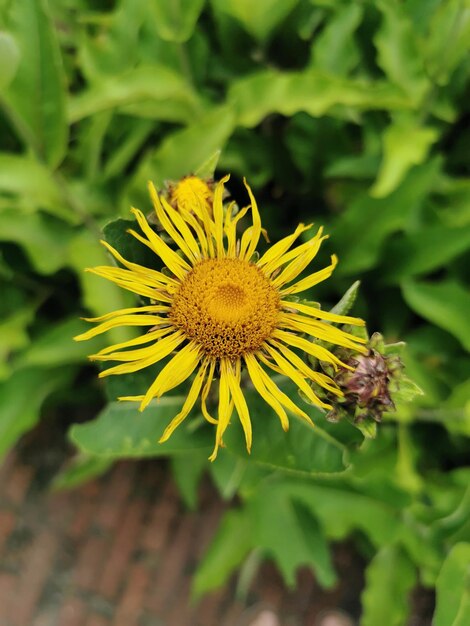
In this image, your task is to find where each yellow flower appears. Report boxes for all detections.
[167,175,214,220]
[75,176,367,460]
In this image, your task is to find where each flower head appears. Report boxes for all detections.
[166,175,214,220]
[75,176,367,460]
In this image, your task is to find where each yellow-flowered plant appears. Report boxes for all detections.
[75,176,367,460]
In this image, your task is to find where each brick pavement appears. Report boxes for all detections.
[0,427,430,626]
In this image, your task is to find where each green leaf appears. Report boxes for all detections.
[360,546,416,626]
[1,0,68,167]
[149,0,206,43]
[141,105,236,186]
[102,218,158,270]
[68,65,201,124]
[192,508,252,599]
[371,115,438,198]
[224,385,348,477]
[70,398,212,458]
[249,487,336,587]
[17,317,103,368]
[383,223,470,282]
[229,69,413,129]
[334,158,440,275]
[402,280,470,352]
[374,1,429,103]
[329,280,361,317]
[52,454,113,491]
[0,31,20,89]
[425,0,470,85]
[311,4,363,76]
[0,366,72,459]
[212,0,299,42]
[0,307,34,380]
[0,153,68,220]
[194,150,221,179]
[434,543,470,626]
[0,209,72,274]
[171,454,206,509]
[67,230,135,345]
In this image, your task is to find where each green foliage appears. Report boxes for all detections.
[1,0,469,622]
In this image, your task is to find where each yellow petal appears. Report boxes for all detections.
[261,345,331,409]
[209,359,232,462]
[279,313,367,352]
[201,360,218,424]
[244,353,289,431]
[280,300,364,326]
[213,175,230,257]
[140,341,201,410]
[272,229,326,287]
[130,207,190,280]
[82,304,168,323]
[257,223,312,273]
[226,360,252,453]
[159,360,209,443]
[242,179,261,261]
[273,329,348,370]
[74,314,168,341]
[98,331,184,377]
[281,255,338,295]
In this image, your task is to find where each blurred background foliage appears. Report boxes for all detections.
[0,0,469,623]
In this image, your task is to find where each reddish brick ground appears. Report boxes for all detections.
[0,426,434,626]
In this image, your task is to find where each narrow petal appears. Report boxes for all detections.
[209,359,232,461]
[100,239,177,286]
[94,327,173,356]
[273,329,348,370]
[257,223,312,273]
[280,300,365,326]
[75,314,168,341]
[226,360,252,453]
[140,341,201,410]
[213,175,230,257]
[244,353,289,431]
[281,255,338,295]
[159,360,209,443]
[261,346,331,409]
[268,339,342,396]
[242,179,261,261]
[130,207,191,279]
[99,331,185,377]
[90,328,174,362]
[272,229,326,287]
[84,267,168,300]
[201,360,218,424]
[148,182,201,263]
[82,305,169,323]
[279,313,368,352]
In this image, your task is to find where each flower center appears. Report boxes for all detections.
[169,258,280,359]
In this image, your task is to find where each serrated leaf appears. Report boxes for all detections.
[212,0,299,42]
[68,64,201,124]
[402,280,470,352]
[330,280,360,317]
[229,69,413,129]
[311,4,362,76]
[374,1,429,103]
[192,508,252,599]
[360,546,416,626]
[149,0,206,43]
[249,486,336,587]
[70,398,212,458]
[393,376,424,404]
[2,0,68,167]
[433,543,470,626]
[371,115,438,198]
